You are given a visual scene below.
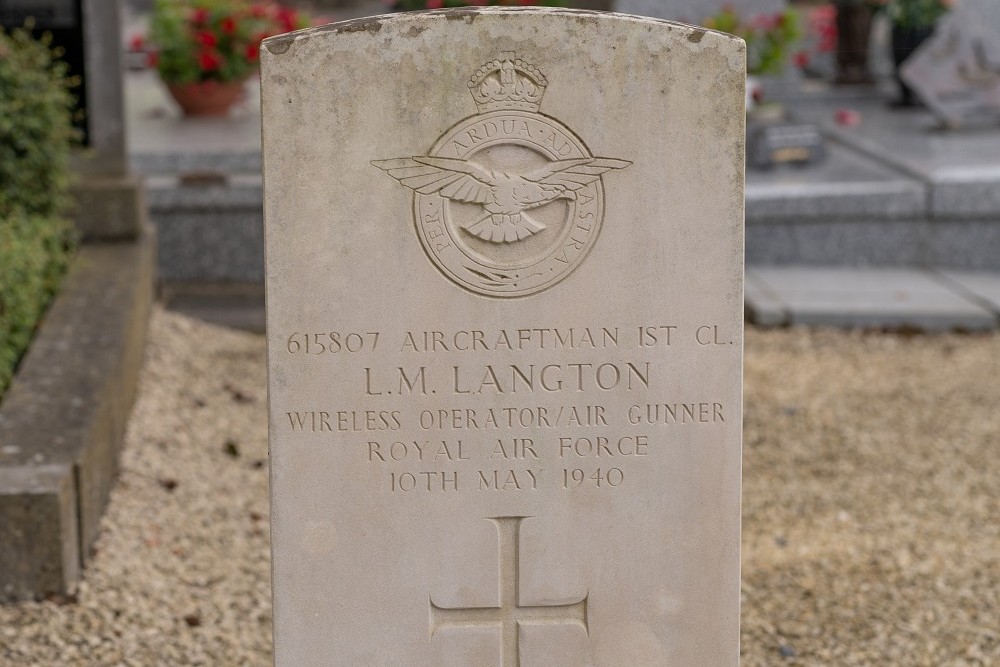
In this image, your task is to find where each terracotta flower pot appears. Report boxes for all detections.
[165,79,248,117]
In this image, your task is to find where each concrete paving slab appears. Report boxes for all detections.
[748,266,997,331]
[935,270,1000,316]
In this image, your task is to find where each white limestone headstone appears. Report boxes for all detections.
[262,8,745,666]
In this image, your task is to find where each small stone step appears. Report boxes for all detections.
[746,266,999,331]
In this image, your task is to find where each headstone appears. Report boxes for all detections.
[614,0,785,25]
[901,0,1000,127]
[262,8,745,666]
[0,0,143,238]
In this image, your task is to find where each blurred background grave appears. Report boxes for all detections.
[901,0,1000,127]
[109,0,1000,332]
[2,0,145,238]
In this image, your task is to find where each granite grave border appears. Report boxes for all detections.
[0,226,155,601]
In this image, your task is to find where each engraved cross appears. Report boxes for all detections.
[429,516,589,667]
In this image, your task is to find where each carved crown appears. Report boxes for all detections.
[468,54,547,113]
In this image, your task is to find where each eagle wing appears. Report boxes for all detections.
[523,157,632,191]
[371,157,496,204]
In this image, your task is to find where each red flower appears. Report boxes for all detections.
[809,6,837,53]
[276,7,298,32]
[469,0,488,5]
[834,108,862,127]
[220,16,237,35]
[147,51,160,68]
[426,0,444,8]
[245,42,260,61]
[199,50,222,71]
[129,34,144,52]
[196,31,218,48]
[751,14,779,31]
[191,8,210,25]
[792,51,810,68]
[249,3,271,19]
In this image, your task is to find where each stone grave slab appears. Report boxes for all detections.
[746,266,996,330]
[745,141,924,223]
[262,8,745,666]
[937,270,1000,316]
[792,97,1000,222]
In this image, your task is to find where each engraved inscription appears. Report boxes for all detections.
[280,322,736,494]
[430,516,588,667]
[363,361,650,396]
[372,54,631,298]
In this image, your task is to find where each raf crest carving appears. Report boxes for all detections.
[373,54,631,298]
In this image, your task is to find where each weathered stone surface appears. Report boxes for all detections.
[0,227,155,600]
[0,465,79,601]
[70,173,146,240]
[263,8,744,666]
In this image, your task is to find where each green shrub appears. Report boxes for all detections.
[0,27,78,397]
[0,213,75,394]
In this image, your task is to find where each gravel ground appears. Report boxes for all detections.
[1,308,997,665]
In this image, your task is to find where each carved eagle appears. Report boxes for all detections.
[372,156,631,243]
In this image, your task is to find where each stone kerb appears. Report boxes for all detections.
[0,227,155,601]
[74,0,145,242]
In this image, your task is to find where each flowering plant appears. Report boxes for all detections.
[390,0,564,10]
[703,7,803,76]
[146,0,312,84]
[868,0,954,28]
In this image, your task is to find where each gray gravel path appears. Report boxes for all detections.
[2,310,271,665]
[1,309,997,665]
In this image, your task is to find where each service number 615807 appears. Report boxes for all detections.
[286,332,380,354]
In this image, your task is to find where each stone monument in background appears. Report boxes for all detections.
[901,0,1000,127]
[0,0,144,239]
[263,8,745,665]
